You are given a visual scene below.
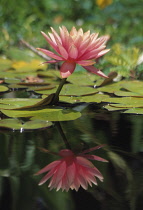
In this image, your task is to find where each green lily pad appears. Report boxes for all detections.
[103,97,143,108]
[59,93,110,104]
[114,91,142,97]
[67,72,96,86]
[0,119,53,130]
[1,108,81,121]
[35,84,98,96]
[121,80,143,95]
[104,104,127,111]
[97,81,125,93]
[124,108,143,114]
[0,85,9,92]
[0,98,41,109]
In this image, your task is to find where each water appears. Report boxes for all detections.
[0,104,143,210]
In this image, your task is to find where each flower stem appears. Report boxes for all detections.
[51,78,67,105]
[55,122,71,149]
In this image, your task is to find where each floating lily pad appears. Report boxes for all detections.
[121,80,143,95]
[114,91,142,97]
[124,108,143,114]
[67,72,97,86]
[59,93,110,104]
[1,108,81,121]
[0,98,41,109]
[0,118,52,130]
[97,81,125,93]
[0,85,9,92]
[35,84,98,96]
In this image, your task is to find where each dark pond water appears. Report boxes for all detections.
[0,103,143,210]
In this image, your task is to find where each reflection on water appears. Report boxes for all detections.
[0,104,143,210]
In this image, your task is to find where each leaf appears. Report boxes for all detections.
[59,93,110,104]
[35,84,98,96]
[121,80,143,95]
[0,119,53,130]
[0,85,9,92]
[1,108,81,121]
[0,98,42,110]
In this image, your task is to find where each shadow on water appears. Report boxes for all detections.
[0,104,143,210]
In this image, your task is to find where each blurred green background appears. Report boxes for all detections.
[1,0,143,52]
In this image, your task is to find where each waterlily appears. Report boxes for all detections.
[35,145,108,192]
[37,26,110,78]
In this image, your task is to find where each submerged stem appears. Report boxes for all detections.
[55,122,71,149]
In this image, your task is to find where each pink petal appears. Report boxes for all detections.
[70,26,78,36]
[81,144,106,154]
[86,173,97,186]
[95,49,110,59]
[66,162,76,185]
[38,169,55,185]
[51,161,66,187]
[88,167,104,181]
[59,26,73,50]
[82,154,108,162]
[79,45,106,60]
[37,48,63,60]
[41,31,59,53]
[83,65,108,78]
[50,27,62,44]
[57,43,69,60]
[35,160,61,175]
[77,174,88,190]
[73,34,83,48]
[60,61,76,78]
[76,156,94,168]
[68,45,78,59]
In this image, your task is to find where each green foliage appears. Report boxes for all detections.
[1,0,143,51]
[104,43,140,77]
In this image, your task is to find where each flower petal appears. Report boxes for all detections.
[82,154,108,162]
[37,48,63,60]
[60,61,76,78]
[96,49,110,59]
[41,31,59,53]
[83,65,108,78]
[81,144,106,154]
[35,160,61,175]
[68,45,78,59]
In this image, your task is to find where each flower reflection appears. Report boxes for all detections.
[35,145,108,192]
[37,26,110,78]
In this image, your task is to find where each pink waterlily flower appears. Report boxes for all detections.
[37,26,110,78]
[35,145,108,192]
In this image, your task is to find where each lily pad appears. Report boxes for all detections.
[1,108,81,121]
[59,93,110,104]
[0,118,53,130]
[121,80,143,95]
[0,85,9,92]
[67,72,97,86]
[0,98,42,109]
[35,84,98,96]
